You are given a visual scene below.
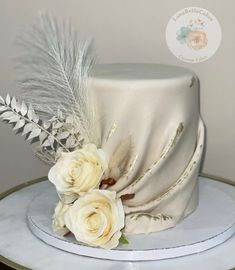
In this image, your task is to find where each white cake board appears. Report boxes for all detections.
[27,178,235,261]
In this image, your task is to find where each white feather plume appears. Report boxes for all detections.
[16,13,101,146]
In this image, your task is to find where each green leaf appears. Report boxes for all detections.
[119,234,129,244]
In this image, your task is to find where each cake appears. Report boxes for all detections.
[0,15,205,250]
[89,63,205,234]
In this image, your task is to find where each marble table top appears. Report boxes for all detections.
[0,177,235,270]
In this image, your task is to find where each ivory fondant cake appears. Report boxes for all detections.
[0,15,205,250]
[89,63,205,234]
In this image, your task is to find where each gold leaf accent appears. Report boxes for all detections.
[106,122,117,141]
[130,213,172,222]
[190,76,197,88]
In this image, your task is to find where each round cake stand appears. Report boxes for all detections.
[26,176,235,262]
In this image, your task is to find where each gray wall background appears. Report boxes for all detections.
[0,0,234,192]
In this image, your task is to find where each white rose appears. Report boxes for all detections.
[64,189,125,249]
[48,144,107,204]
[52,201,70,236]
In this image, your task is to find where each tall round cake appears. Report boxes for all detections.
[89,63,205,234]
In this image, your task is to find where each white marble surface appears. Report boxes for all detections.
[0,176,235,270]
[27,178,235,261]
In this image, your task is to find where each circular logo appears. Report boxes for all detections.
[166,7,222,63]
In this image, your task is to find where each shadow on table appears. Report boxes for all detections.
[0,262,15,270]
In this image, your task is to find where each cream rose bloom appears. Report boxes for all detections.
[52,201,70,236]
[64,189,125,249]
[48,144,107,204]
[186,30,208,50]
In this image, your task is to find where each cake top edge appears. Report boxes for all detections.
[90,63,197,81]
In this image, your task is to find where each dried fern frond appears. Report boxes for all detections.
[0,94,85,164]
[16,13,101,146]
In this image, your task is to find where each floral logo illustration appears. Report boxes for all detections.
[177,19,208,51]
[166,7,221,63]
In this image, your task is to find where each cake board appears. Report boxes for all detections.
[26,177,235,261]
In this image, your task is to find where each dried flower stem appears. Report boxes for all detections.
[4,103,69,152]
